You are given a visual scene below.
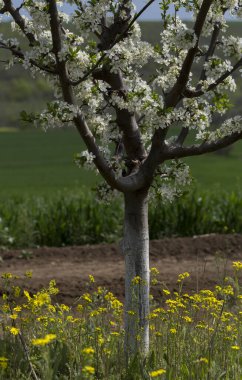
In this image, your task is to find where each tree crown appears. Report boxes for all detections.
[1,0,242,200]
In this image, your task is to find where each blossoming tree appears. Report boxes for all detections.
[1,0,242,356]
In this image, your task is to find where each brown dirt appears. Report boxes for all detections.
[1,234,242,304]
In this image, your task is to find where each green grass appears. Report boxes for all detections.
[185,144,242,191]
[0,129,242,196]
[0,129,99,196]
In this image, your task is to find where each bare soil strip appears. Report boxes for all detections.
[1,234,242,304]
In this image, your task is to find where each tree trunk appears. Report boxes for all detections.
[122,189,150,358]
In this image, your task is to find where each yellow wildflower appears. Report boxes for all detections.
[76,304,83,312]
[90,310,100,317]
[89,275,95,283]
[81,293,92,303]
[132,276,142,285]
[9,314,18,320]
[0,357,8,369]
[231,345,240,350]
[32,334,56,346]
[48,280,59,295]
[111,299,123,309]
[162,289,170,296]
[183,316,193,323]
[13,286,21,298]
[151,279,158,285]
[24,271,32,278]
[83,366,95,375]
[104,292,115,301]
[13,306,22,313]
[98,335,104,345]
[149,369,166,377]
[1,273,13,279]
[82,347,95,355]
[24,290,32,302]
[150,267,159,275]
[2,303,10,312]
[2,294,8,301]
[33,292,51,307]
[232,261,242,271]
[198,357,209,364]
[170,328,177,334]
[9,327,20,335]
[177,272,190,283]
[48,305,56,313]
[60,304,70,312]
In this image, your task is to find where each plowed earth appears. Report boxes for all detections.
[1,234,242,304]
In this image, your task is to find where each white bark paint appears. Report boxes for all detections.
[122,190,150,357]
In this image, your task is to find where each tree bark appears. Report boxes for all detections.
[122,189,150,358]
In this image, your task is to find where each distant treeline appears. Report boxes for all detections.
[0,21,242,127]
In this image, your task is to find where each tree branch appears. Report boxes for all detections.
[165,0,213,107]
[93,68,146,163]
[176,21,222,146]
[0,42,57,74]
[47,0,121,191]
[198,21,222,85]
[184,57,242,98]
[2,0,37,46]
[164,130,242,160]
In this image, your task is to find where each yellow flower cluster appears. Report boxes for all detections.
[32,334,56,346]
[0,357,8,369]
[2,267,242,378]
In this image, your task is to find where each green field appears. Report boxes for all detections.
[0,129,98,196]
[0,129,242,196]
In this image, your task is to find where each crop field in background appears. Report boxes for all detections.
[0,129,242,196]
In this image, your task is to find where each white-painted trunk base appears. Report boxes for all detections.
[122,190,150,358]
